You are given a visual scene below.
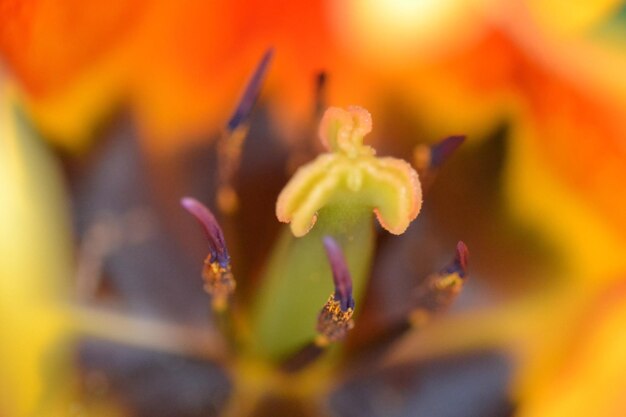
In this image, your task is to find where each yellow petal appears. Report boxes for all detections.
[0,85,73,415]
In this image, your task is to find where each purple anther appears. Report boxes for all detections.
[323,236,355,311]
[227,48,274,131]
[455,241,469,277]
[181,197,230,267]
[429,135,466,168]
[314,71,327,115]
[441,240,469,278]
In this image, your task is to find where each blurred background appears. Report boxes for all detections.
[2,0,626,416]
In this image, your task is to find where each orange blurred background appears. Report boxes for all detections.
[2,1,626,416]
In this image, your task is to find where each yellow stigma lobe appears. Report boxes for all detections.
[276,106,422,237]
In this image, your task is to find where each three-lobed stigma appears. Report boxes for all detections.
[276,106,423,237]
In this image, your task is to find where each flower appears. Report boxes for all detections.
[171,96,469,415]
[2,2,626,417]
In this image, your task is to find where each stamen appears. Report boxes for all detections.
[414,135,466,193]
[181,197,235,310]
[201,259,236,312]
[442,240,469,278]
[429,135,465,169]
[313,71,327,120]
[346,241,471,368]
[227,48,274,132]
[316,295,355,346]
[412,240,469,319]
[316,237,355,345]
[218,48,274,214]
[323,236,355,311]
